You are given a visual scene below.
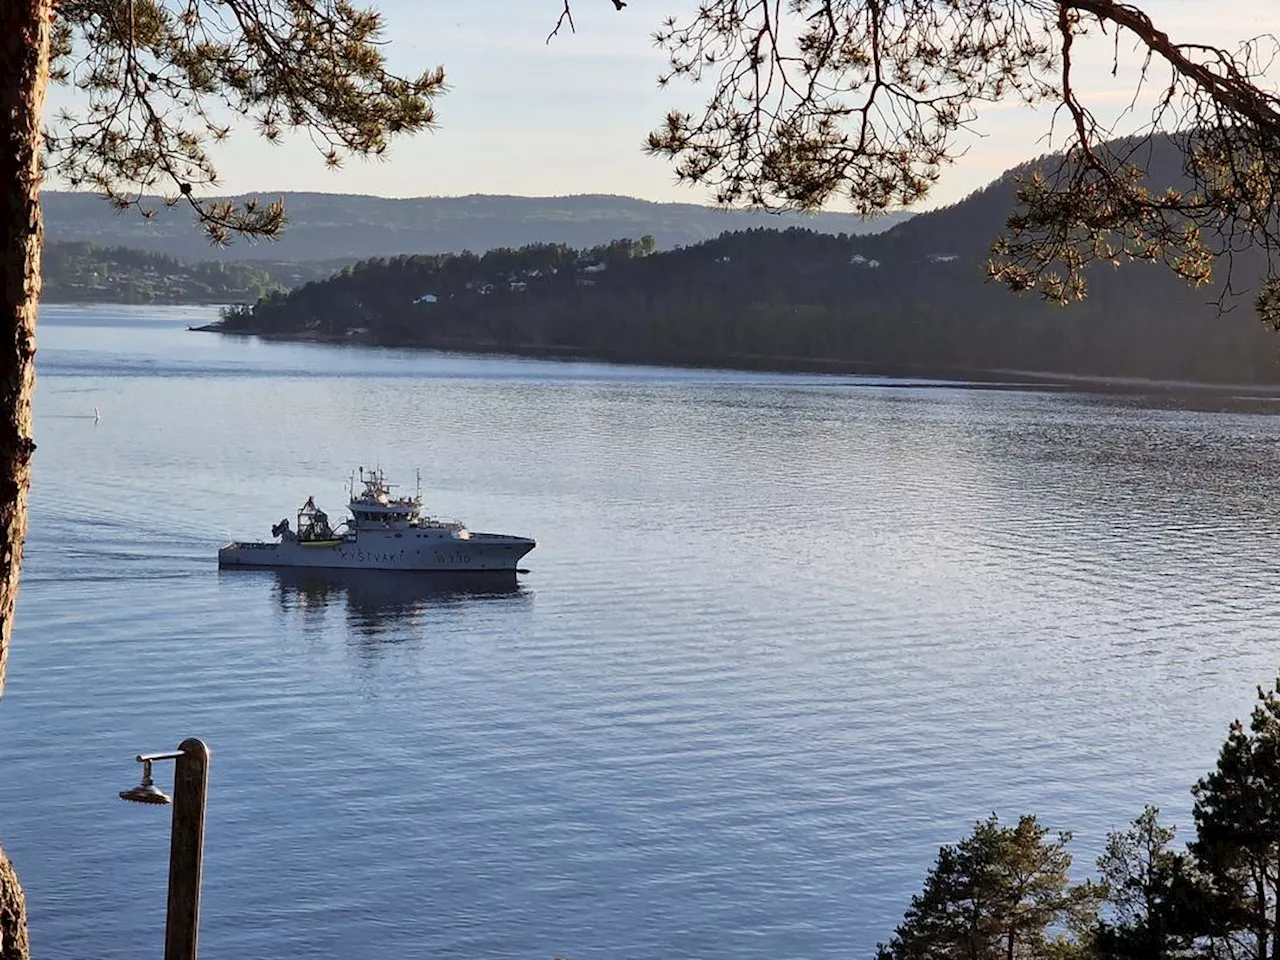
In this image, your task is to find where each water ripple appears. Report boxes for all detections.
[3,308,1280,959]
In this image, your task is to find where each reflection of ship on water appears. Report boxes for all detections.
[252,567,530,640]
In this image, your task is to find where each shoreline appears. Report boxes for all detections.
[188,323,1280,398]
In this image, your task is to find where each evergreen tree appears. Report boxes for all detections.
[876,815,1098,960]
[1191,682,1280,960]
[1094,807,1216,960]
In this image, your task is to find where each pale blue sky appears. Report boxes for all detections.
[48,1,1278,210]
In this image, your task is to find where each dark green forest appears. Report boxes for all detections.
[879,678,1280,960]
[214,209,1280,385]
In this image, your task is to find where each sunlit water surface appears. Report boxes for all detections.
[3,304,1280,959]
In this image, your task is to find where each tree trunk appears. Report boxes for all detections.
[1258,872,1269,960]
[1272,859,1280,960]
[0,0,48,695]
[0,846,28,960]
[0,0,52,955]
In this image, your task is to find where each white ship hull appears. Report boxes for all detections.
[219,529,536,572]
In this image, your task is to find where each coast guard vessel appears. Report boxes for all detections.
[218,468,535,572]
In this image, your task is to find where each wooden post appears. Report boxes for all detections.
[164,739,210,960]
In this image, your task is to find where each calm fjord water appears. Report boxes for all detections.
[4,304,1280,959]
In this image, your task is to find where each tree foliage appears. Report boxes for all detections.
[1191,681,1280,960]
[44,0,445,243]
[874,814,1097,960]
[1099,808,1179,934]
[876,675,1280,960]
[1093,807,1218,960]
[640,0,1280,323]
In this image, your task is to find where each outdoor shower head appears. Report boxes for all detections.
[119,758,172,805]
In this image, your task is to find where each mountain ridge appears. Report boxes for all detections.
[43,190,910,262]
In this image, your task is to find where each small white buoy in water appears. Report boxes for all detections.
[93,406,100,423]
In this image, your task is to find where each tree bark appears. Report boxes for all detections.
[1272,857,1280,960]
[0,0,51,955]
[0,0,50,694]
[1258,872,1269,960]
[0,845,28,960]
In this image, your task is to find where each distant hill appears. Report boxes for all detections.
[42,191,910,262]
[873,133,1178,251]
[42,242,281,303]
[40,242,354,304]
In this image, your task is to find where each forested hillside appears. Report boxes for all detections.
[212,220,1280,385]
[42,243,282,303]
[41,242,349,303]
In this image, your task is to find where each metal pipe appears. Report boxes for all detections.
[136,750,186,763]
